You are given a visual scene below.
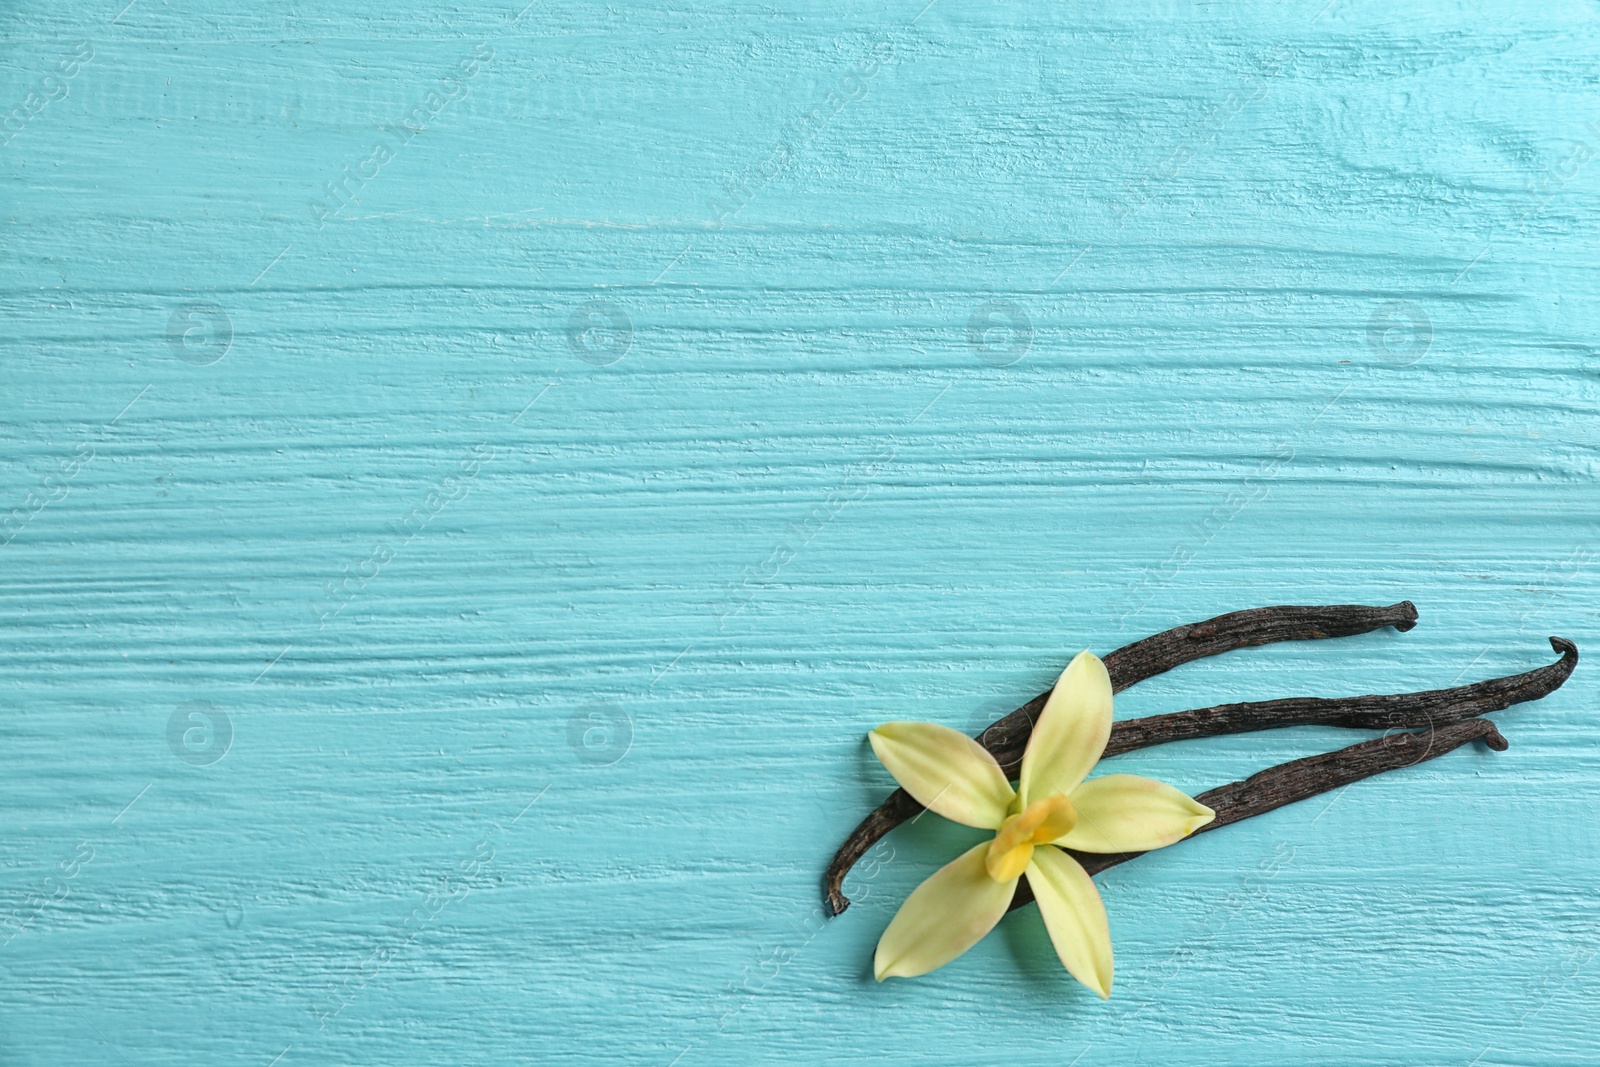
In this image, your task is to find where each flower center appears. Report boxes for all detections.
[985,794,1077,882]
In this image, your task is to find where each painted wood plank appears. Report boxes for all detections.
[3,0,1599,1064]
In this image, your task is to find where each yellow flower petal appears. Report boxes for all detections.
[1018,650,1113,808]
[1056,773,1216,854]
[869,721,1015,830]
[1026,845,1113,998]
[874,842,1019,980]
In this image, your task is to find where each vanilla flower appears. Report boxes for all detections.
[870,650,1214,996]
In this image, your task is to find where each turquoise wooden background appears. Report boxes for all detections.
[3,0,1598,1063]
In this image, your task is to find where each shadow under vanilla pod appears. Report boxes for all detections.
[824,602,1577,993]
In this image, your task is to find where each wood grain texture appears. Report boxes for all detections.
[2,1,1598,1064]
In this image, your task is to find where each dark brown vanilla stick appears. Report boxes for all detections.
[1100,600,1419,689]
[1099,636,1575,757]
[1008,718,1507,911]
[824,601,1419,915]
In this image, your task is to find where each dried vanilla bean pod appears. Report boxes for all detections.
[983,601,1421,769]
[1098,636,1574,758]
[1008,717,1507,911]
[824,601,1419,915]
[1101,601,1419,689]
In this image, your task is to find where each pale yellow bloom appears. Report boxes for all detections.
[869,650,1214,997]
